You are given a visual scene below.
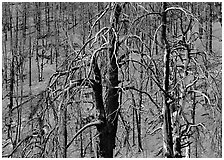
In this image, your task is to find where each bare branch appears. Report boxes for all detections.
[188,90,211,105]
[147,126,162,136]
[2,135,32,157]
[186,123,207,133]
[88,4,110,40]
[11,91,46,112]
[66,120,102,149]
[151,24,163,56]
[185,77,199,91]
[119,86,161,110]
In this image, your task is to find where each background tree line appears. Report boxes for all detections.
[2,2,222,158]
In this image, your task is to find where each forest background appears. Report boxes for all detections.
[1,1,222,158]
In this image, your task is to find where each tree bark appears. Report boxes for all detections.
[92,56,106,157]
[209,2,213,54]
[3,3,8,89]
[103,4,121,157]
[137,31,144,152]
[92,4,122,158]
[7,3,14,143]
[161,2,174,158]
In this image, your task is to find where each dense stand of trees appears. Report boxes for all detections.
[2,2,222,158]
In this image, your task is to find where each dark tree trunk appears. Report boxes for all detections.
[97,29,119,157]
[7,4,15,149]
[205,5,209,52]
[92,56,106,157]
[137,32,144,152]
[209,2,213,54]
[54,3,59,71]
[102,5,122,157]
[3,3,8,89]
[4,30,8,89]
[191,89,198,158]
[92,4,122,158]
[29,31,32,87]
[161,2,174,158]
[132,107,135,146]
[62,105,67,157]
[103,38,119,157]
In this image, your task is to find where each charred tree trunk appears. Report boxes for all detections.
[92,56,106,157]
[161,2,174,158]
[92,4,122,158]
[62,104,68,158]
[103,4,121,157]
[102,38,119,157]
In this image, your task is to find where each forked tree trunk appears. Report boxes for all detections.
[92,4,122,158]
